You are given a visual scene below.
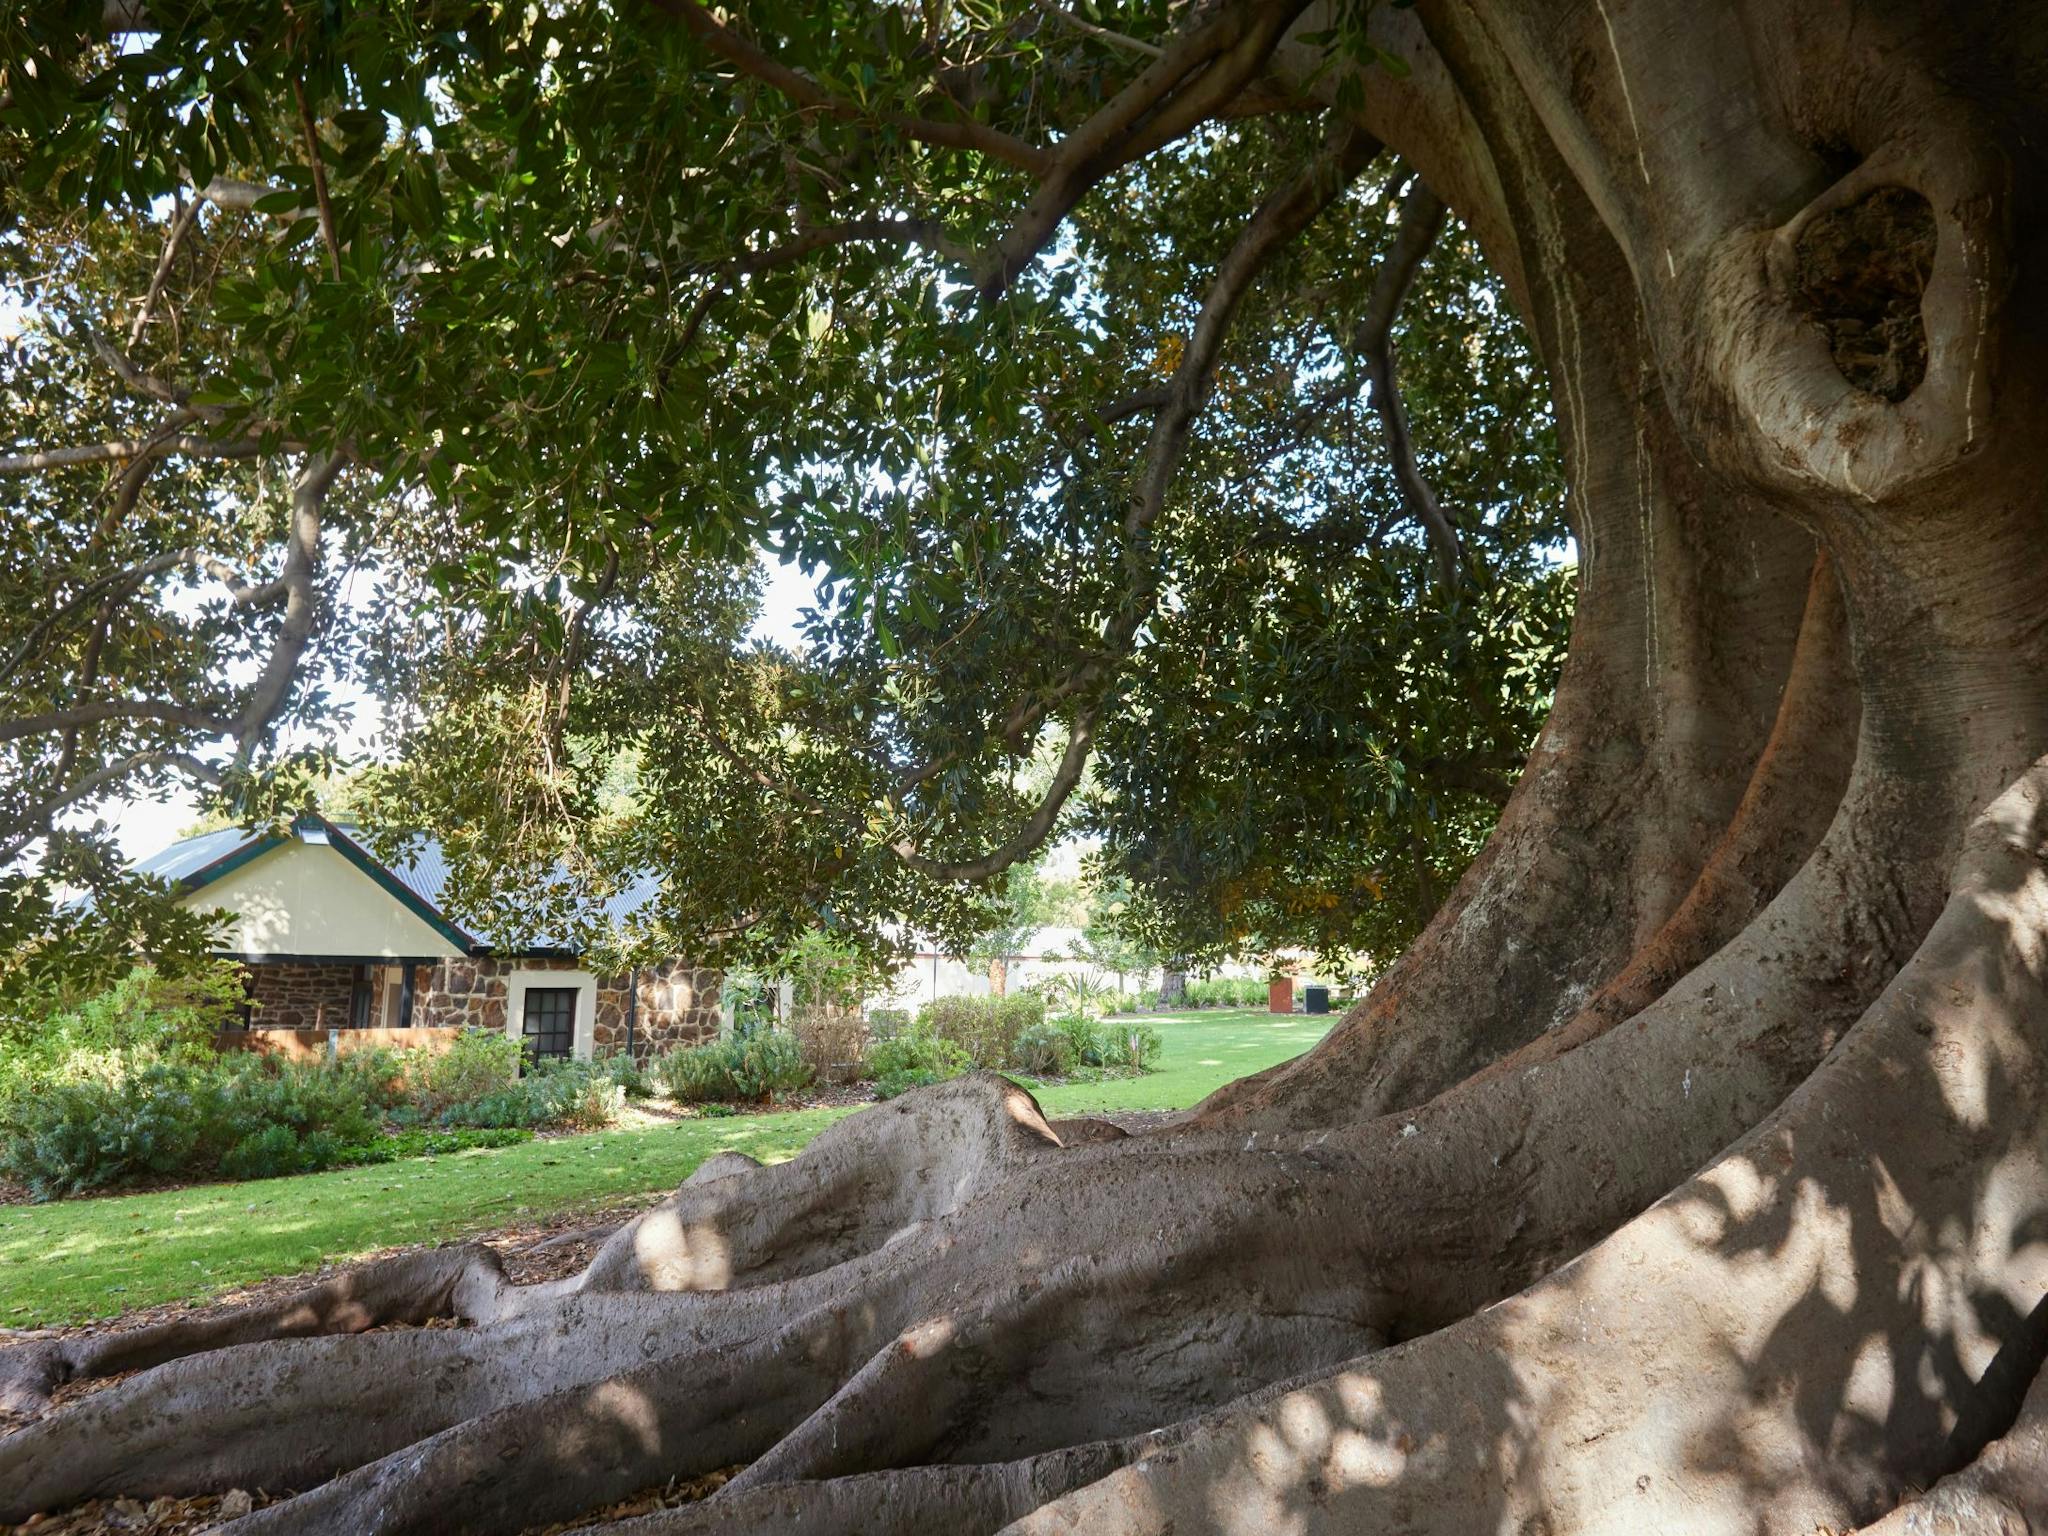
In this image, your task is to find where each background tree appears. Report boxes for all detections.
[6,2,2048,1534]
[2,0,1568,992]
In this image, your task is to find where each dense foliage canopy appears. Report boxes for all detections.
[0,0,1567,991]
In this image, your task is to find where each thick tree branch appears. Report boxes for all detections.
[292,79,344,281]
[0,435,271,473]
[0,750,223,865]
[231,451,341,755]
[0,701,236,745]
[678,217,973,350]
[129,191,200,348]
[85,332,226,427]
[194,177,292,213]
[1124,121,1380,588]
[1033,2,1165,59]
[1352,179,1460,589]
[0,550,192,687]
[890,125,1375,878]
[892,705,1097,882]
[981,0,1315,300]
[648,0,1053,176]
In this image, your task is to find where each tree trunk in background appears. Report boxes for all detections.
[5,1,2047,1532]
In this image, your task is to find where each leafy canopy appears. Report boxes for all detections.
[0,0,1567,983]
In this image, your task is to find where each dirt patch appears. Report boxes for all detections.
[4,1488,289,1534]
[515,1467,740,1535]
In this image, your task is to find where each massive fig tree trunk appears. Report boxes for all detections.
[6,0,2047,1531]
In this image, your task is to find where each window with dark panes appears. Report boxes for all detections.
[521,987,578,1061]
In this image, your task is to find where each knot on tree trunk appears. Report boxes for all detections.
[1792,184,1937,402]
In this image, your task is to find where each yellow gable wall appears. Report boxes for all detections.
[178,839,465,959]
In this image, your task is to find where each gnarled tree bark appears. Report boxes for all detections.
[5,0,2046,1531]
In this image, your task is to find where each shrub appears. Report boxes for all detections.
[869,1027,971,1099]
[338,1127,532,1164]
[0,1049,384,1200]
[915,994,1044,1069]
[1183,977,1266,1009]
[595,1049,654,1100]
[440,1058,626,1130]
[223,1057,381,1147]
[866,1007,911,1039]
[1055,1011,1107,1066]
[655,1031,813,1104]
[0,962,245,1097]
[1008,1020,1076,1077]
[790,1007,869,1082]
[1106,1021,1163,1070]
[1013,1014,1165,1076]
[220,1123,347,1181]
[407,1030,521,1115]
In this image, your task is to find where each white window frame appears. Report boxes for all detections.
[503,968,597,1062]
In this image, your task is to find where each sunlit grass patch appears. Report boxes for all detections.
[0,1008,1332,1325]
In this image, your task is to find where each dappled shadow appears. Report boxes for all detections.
[949,772,2048,1534]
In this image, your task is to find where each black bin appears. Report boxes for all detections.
[1303,985,1331,1015]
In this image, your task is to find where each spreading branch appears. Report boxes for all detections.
[889,124,1377,881]
[1124,120,1380,590]
[0,434,272,473]
[649,0,1053,176]
[0,700,237,745]
[981,0,1315,299]
[232,451,341,754]
[891,705,1097,881]
[651,0,1310,315]
[128,191,200,348]
[1352,179,1460,588]
[1033,2,1164,59]
[0,750,222,866]
[1,549,194,688]
[678,216,973,350]
[292,78,344,280]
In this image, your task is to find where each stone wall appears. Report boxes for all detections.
[598,958,723,1059]
[410,955,721,1063]
[412,957,510,1032]
[245,962,361,1030]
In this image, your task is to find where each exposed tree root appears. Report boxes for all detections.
[0,794,1955,1531]
[1852,1353,2048,1534]
[0,1242,508,1415]
[1009,766,2048,1533]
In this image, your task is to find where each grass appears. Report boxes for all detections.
[0,1008,1330,1326]
[1026,1007,1334,1116]
[0,1111,847,1327]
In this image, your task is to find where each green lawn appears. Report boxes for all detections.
[0,1007,1328,1326]
[1027,1007,1332,1116]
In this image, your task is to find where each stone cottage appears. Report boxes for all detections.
[134,814,721,1063]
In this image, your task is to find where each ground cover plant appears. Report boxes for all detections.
[4,2,2048,1533]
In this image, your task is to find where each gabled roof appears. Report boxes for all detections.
[136,814,659,957]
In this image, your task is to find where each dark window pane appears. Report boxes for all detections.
[521,987,578,1061]
[350,964,374,1030]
